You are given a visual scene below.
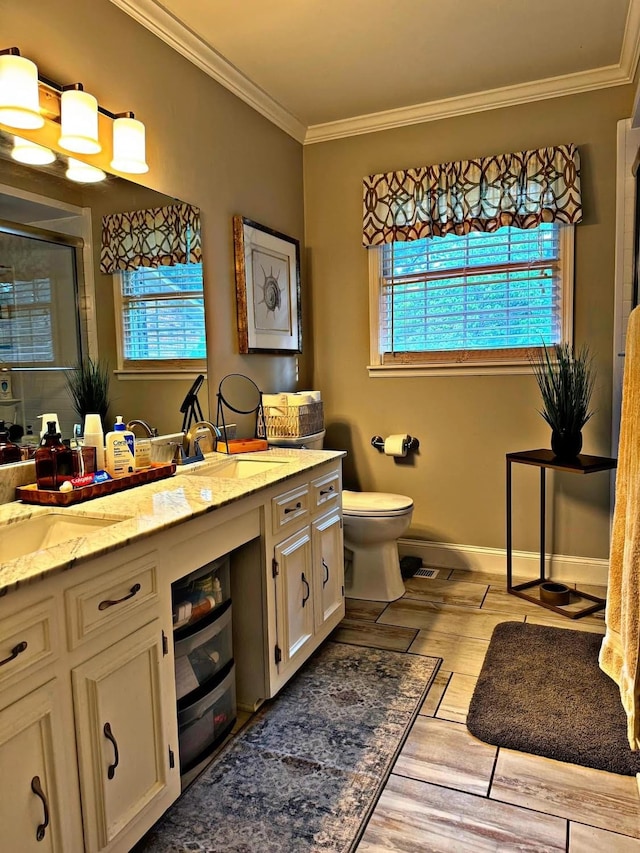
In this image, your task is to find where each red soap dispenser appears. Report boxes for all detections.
[0,420,21,464]
[35,421,73,490]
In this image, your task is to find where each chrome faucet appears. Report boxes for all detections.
[126,419,156,438]
[186,421,221,456]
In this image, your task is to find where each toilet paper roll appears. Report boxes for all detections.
[286,394,314,407]
[384,434,409,457]
[262,393,288,409]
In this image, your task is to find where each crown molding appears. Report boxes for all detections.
[108,0,306,143]
[305,64,635,144]
[111,0,640,147]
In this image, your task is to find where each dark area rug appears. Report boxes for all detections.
[467,621,640,776]
[137,641,440,853]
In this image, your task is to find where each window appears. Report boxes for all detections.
[369,223,573,375]
[114,262,207,372]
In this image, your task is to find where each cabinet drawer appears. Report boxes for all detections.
[65,552,159,650]
[310,470,341,512]
[0,598,58,692]
[271,484,309,534]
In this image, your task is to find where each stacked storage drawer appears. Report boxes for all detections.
[171,555,237,774]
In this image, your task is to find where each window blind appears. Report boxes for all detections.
[379,224,562,364]
[120,264,206,361]
[0,278,54,363]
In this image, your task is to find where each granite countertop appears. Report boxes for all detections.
[0,448,345,596]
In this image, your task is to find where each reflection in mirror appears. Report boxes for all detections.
[0,127,191,465]
[218,373,262,414]
[0,221,83,448]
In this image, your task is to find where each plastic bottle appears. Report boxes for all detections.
[0,420,21,464]
[83,413,105,471]
[20,424,37,460]
[35,421,74,489]
[212,577,223,605]
[105,416,135,478]
[134,437,152,469]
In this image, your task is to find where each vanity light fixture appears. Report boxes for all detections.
[0,47,149,176]
[0,48,44,130]
[11,135,55,165]
[111,112,148,174]
[59,84,101,155]
[65,157,106,184]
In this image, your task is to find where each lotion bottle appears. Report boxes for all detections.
[105,416,135,478]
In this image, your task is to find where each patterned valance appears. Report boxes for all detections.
[362,144,582,247]
[100,202,201,273]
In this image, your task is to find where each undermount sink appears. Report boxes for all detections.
[186,457,291,479]
[0,514,119,563]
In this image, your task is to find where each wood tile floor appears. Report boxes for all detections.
[332,568,640,852]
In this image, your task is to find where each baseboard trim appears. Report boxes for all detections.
[398,538,609,586]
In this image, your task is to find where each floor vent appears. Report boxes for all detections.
[413,567,439,579]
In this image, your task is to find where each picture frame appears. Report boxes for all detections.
[233,215,302,354]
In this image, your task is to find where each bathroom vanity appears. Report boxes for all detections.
[0,448,345,853]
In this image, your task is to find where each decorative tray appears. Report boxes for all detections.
[16,463,177,506]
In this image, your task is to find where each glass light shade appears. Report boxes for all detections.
[11,136,55,165]
[111,116,149,174]
[0,54,44,130]
[59,89,101,154]
[65,157,106,183]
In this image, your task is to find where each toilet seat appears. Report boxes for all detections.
[342,490,413,518]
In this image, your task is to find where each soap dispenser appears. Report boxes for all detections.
[0,420,21,464]
[35,421,73,489]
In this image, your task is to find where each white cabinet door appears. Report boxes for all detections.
[274,527,314,672]
[312,510,344,631]
[0,680,80,852]
[72,618,178,852]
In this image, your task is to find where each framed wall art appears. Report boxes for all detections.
[233,215,302,354]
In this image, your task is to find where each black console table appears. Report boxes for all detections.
[506,449,617,619]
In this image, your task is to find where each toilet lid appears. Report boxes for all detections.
[342,490,413,517]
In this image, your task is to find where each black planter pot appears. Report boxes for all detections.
[551,429,583,459]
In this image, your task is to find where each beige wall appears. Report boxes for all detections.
[5,0,306,435]
[304,87,634,558]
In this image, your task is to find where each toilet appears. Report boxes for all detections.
[342,490,414,602]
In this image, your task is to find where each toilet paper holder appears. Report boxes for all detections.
[371,435,420,454]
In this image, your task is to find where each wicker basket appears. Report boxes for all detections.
[258,401,324,438]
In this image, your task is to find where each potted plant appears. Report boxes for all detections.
[530,342,596,459]
[65,356,111,430]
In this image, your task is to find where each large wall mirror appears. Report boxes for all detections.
[0,127,190,462]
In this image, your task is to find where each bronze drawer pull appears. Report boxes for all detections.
[0,640,27,668]
[284,502,302,515]
[301,572,310,607]
[98,583,141,611]
[322,558,329,588]
[319,486,335,496]
[103,722,120,779]
[31,776,50,841]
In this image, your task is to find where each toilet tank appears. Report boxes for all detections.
[266,429,325,450]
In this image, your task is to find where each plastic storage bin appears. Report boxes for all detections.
[174,600,233,700]
[171,555,231,629]
[177,661,236,772]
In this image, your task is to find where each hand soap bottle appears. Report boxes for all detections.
[105,416,135,478]
[0,420,21,464]
[35,421,73,489]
